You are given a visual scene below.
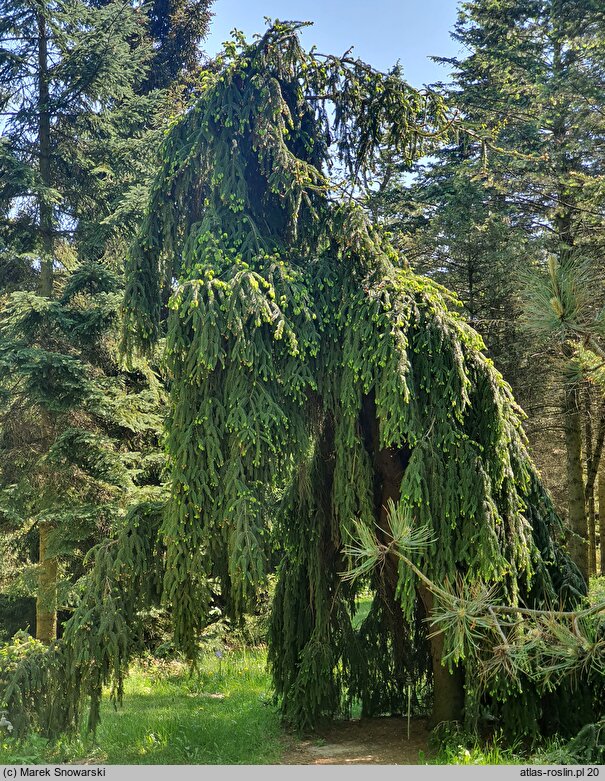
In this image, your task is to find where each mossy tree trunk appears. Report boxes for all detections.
[587,492,597,578]
[36,523,57,643]
[552,29,589,583]
[583,390,605,577]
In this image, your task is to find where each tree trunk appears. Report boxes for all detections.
[583,393,605,577]
[360,392,464,725]
[374,444,412,709]
[36,523,57,643]
[551,27,590,582]
[417,583,465,726]
[587,491,597,577]
[467,260,475,323]
[599,465,605,577]
[36,8,57,642]
[38,9,53,298]
[564,382,589,584]
[360,394,411,705]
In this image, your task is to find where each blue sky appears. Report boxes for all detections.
[204,0,463,88]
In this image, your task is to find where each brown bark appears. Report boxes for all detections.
[552,27,590,583]
[360,392,464,725]
[417,583,465,726]
[36,522,57,643]
[584,401,605,500]
[360,394,411,702]
[564,382,589,584]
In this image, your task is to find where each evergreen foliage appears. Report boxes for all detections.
[140,0,213,92]
[371,0,605,581]
[0,0,157,260]
[0,0,210,733]
[0,0,210,641]
[345,500,605,740]
[0,262,166,634]
[120,23,586,737]
[91,0,214,94]
[0,500,166,737]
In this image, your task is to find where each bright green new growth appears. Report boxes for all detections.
[121,22,585,734]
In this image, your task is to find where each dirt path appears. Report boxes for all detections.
[281,717,432,765]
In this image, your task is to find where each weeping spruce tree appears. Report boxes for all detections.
[123,24,586,732]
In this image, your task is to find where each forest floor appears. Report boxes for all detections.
[0,649,435,765]
[0,647,582,766]
[281,717,431,764]
[0,651,433,765]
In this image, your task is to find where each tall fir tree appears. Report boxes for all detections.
[0,0,169,640]
[0,264,166,636]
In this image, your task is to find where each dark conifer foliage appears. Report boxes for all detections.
[90,0,214,93]
[142,0,213,91]
[372,0,605,582]
[0,13,600,750]
[0,0,169,642]
[0,262,166,640]
[0,0,208,730]
[0,0,156,260]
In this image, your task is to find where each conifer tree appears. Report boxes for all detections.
[65,0,214,265]
[119,24,585,733]
[0,262,166,641]
[87,0,214,93]
[464,0,605,584]
[0,0,165,640]
[374,154,531,387]
[0,0,156,258]
[379,0,605,583]
[140,0,213,92]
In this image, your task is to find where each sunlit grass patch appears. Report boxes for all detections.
[0,648,283,765]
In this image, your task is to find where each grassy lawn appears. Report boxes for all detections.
[0,648,284,765]
[1,579,602,765]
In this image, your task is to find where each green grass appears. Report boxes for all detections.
[428,732,596,766]
[2,579,603,765]
[0,648,284,765]
[351,591,373,630]
[428,736,524,765]
[589,574,605,605]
